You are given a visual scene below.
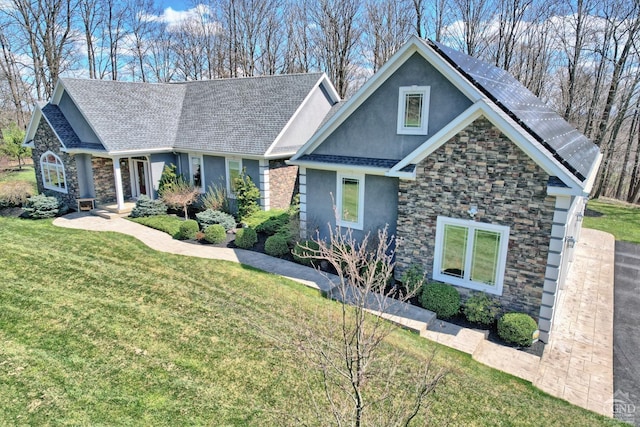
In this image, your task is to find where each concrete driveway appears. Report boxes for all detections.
[614,241,640,425]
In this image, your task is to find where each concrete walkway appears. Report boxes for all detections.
[53,214,615,417]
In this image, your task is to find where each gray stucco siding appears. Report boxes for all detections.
[75,153,95,198]
[314,53,472,160]
[58,92,101,144]
[150,153,177,196]
[304,168,398,244]
[243,159,259,186]
[203,155,226,189]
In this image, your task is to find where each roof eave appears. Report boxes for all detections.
[287,159,390,176]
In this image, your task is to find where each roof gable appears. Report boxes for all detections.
[291,36,600,188]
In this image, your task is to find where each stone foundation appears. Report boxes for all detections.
[395,117,555,319]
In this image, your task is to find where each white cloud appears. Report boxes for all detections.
[142,5,213,32]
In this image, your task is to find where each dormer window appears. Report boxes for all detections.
[397,86,430,135]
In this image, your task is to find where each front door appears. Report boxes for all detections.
[132,159,149,197]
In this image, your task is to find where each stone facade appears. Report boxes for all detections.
[268,160,298,210]
[395,117,556,319]
[91,158,132,203]
[31,119,80,209]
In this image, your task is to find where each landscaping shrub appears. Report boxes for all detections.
[158,163,179,195]
[235,227,257,249]
[463,293,501,326]
[0,180,33,208]
[255,213,290,235]
[178,219,199,240]
[130,195,167,218]
[420,282,460,319]
[23,194,68,219]
[497,313,538,347]
[265,234,289,257]
[202,183,230,214]
[234,171,260,221]
[196,209,236,231]
[292,239,321,266]
[400,264,425,296]
[204,224,227,244]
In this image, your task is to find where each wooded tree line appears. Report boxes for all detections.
[1,0,639,202]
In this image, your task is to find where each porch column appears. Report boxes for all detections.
[112,156,125,211]
[259,159,270,211]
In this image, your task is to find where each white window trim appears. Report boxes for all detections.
[226,157,242,198]
[433,216,509,295]
[336,172,365,230]
[189,153,205,193]
[40,151,68,194]
[397,86,430,135]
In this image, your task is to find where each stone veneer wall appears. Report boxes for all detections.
[92,158,115,203]
[31,119,79,208]
[395,117,556,319]
[269,160,298,210]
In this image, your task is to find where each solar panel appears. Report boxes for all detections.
[429,40,600,182]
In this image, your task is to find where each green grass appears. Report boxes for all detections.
[0,217,621,425]
[584,198,640,244]
[0,165,37,193]
[129,214,183,238]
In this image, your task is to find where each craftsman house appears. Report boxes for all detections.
[24,73,339,213]
[289,36,601,342]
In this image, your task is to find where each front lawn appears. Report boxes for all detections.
[0,217,620,425]
[584,198,640,244]
[129,214,183,238]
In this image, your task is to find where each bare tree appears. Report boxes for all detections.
[78,0,103,79]
[297,222,446,425]
[0,30,31,127]
[448,0,493,56]
[4,0,77,100]
[160,178,200,219]
[364,0,414,72]
[309,0,363,97]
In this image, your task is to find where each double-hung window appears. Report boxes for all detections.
[397,86,430,135]
[336,172,364,230]
[40,151,67,193]
[433,217,509,295]
[226,158,242,197]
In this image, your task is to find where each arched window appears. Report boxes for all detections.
[40,151,67,193]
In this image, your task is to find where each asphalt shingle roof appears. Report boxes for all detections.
[428,40,600,182]
[297,154,399,169]
[41,104,105,151]
[58,73,324,156]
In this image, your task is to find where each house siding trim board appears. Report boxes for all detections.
[299,167,307,239]
[395,117,555,335]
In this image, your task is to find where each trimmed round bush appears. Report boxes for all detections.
[235,227,257,249]
[196,209,236,231]
[265,234,289,257]
[130,195,167,218]
[463,293,501,326]
[497,313,538,347]
[23,194,68,219]
[420,282,460,319]
[204,224,227,244]
[293,239,321,266]
[178,219,199,240]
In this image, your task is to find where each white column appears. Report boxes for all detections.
[259,159,270,211]
[112,156,125,211]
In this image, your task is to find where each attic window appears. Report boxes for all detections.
[397,86,430,135]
